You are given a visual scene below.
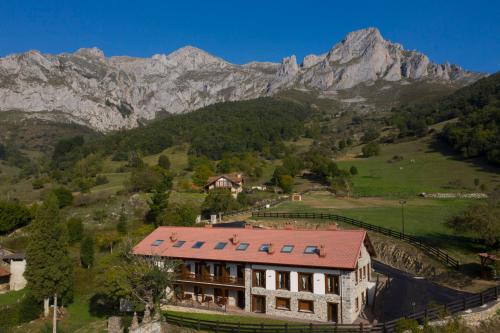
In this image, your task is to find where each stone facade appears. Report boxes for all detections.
[176,244,374,323]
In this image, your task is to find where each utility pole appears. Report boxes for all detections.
[399,200,407,235]
[53,293,57,333]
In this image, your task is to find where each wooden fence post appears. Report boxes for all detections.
[463,297,467,311]
[383,322,387,333]
[238,322,241,333]
[216,321,219,333]
[480,292,484,305]
[284,323,288,333]
[309,322,313,333]
[359,322,363,332]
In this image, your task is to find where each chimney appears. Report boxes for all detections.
[328,223,339,231]
[231,234,239,245]
[268,243,275,254]
[169,232,178,242]
[319,244,326,257]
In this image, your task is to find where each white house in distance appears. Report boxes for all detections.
[0,247,27,292]
[204,173,244,198]
[133,225,376,323]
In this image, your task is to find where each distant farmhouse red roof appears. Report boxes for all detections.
[205,174,243,187]
[133,226,369,270]
[0,266,10,277]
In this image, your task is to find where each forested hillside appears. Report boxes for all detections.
[391,72,500,164]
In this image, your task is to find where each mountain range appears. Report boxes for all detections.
[0,27,484,132]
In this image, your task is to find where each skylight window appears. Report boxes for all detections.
[281,245,294,253]
[259,244,270,252]
[173,240,185,248]
[192,241,205,249]
[151,239,164,246]
[304,246,318,254]
[214,242,227,250]
[236,243,249,251]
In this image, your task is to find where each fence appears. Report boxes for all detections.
[165,286,499,333]
[252,211,460,270]
[164,312,372,332]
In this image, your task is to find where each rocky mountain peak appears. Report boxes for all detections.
[74,47,105,59]
[0,27,483,132]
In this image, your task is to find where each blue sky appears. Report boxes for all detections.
[0,1,498,72]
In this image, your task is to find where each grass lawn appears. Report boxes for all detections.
[336,137,500,198]
[0,289,26,306]
[143,144,190,172]
[165,310,289,324]
[265,192,485,263]
[92,172,129,193]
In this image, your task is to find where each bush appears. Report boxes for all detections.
[80,236,95,268]
[201,189,239,216]
[362,142,380,157]
[51,187,74,208]
[0,201,32,234]
[361,127,380,143]
[95,175,109,186]
[158,155,171,170]
[279,175,294,193]
[349,166,358,175]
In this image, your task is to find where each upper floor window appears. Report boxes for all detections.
[276,271,290,290]
[325,274,340,294]
[252,270,266,288]
[298,272,313,292]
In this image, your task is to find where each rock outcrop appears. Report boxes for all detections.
[0,28,483,131]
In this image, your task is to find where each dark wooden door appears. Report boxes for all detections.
[252,295,266,313]
[327,303,339,322]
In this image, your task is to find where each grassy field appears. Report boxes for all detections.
[264,192,485,263]
[336,137,500,198]
[165,310,289,324]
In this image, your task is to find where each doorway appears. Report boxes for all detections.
[237,290,245,309]
[327,303,339,322]
[252,295,266,313]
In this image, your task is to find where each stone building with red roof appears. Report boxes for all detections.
[133,225,375,323]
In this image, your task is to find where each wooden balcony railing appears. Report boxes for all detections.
[177,273,244,286]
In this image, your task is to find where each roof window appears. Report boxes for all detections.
[259,244,270,252]
[236,243,249,251]
[192,241,205,249]
[151,240,164,246]
[214,242,227,250]
[281,245,294,253]
[304,246,318,254]
[173,240,185,248]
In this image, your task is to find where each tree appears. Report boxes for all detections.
[51,187,74,208]
[349,166,358,175]
[25,194,73,317]
[116,207,128,235]
[93,209,107,224]
[67,218,84,244]
[157,155,171,170]
[192,164,214,187]
[271,166,288,186]
[159,203,198,226]
[105,239,179,313]
[279,175,294,193]
[146,189,170,226]
[282,155,303,177]
[446,194,500,247]
[80,236,95,268]
[361,127,380,143]
[201,189,239,216]
[128,166,162,192]
[362,142,380,157]
[0,200,32,234]
[96,231,121,253]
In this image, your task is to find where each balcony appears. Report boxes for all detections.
[176,273,245,287]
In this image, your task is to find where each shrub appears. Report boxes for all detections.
[0,201,32,234]
[95,175,109,186]
[349,166,358,175]
[80,236,95,268]
[51,187,74,208]
[362,142,380,157]
[158,155,171,170]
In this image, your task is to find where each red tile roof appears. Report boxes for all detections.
[133,226,367,270]
[0,266,10,277]
[205,174,243,187]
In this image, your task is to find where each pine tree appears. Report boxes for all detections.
[116,207,127,235]
[80,236,95,268]
[25,194,73,317]
[145,189,170,226]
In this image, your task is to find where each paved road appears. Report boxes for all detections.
[372,260,473,322]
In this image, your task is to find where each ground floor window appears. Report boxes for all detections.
[275,297,290,310]
[298,299,314,313]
